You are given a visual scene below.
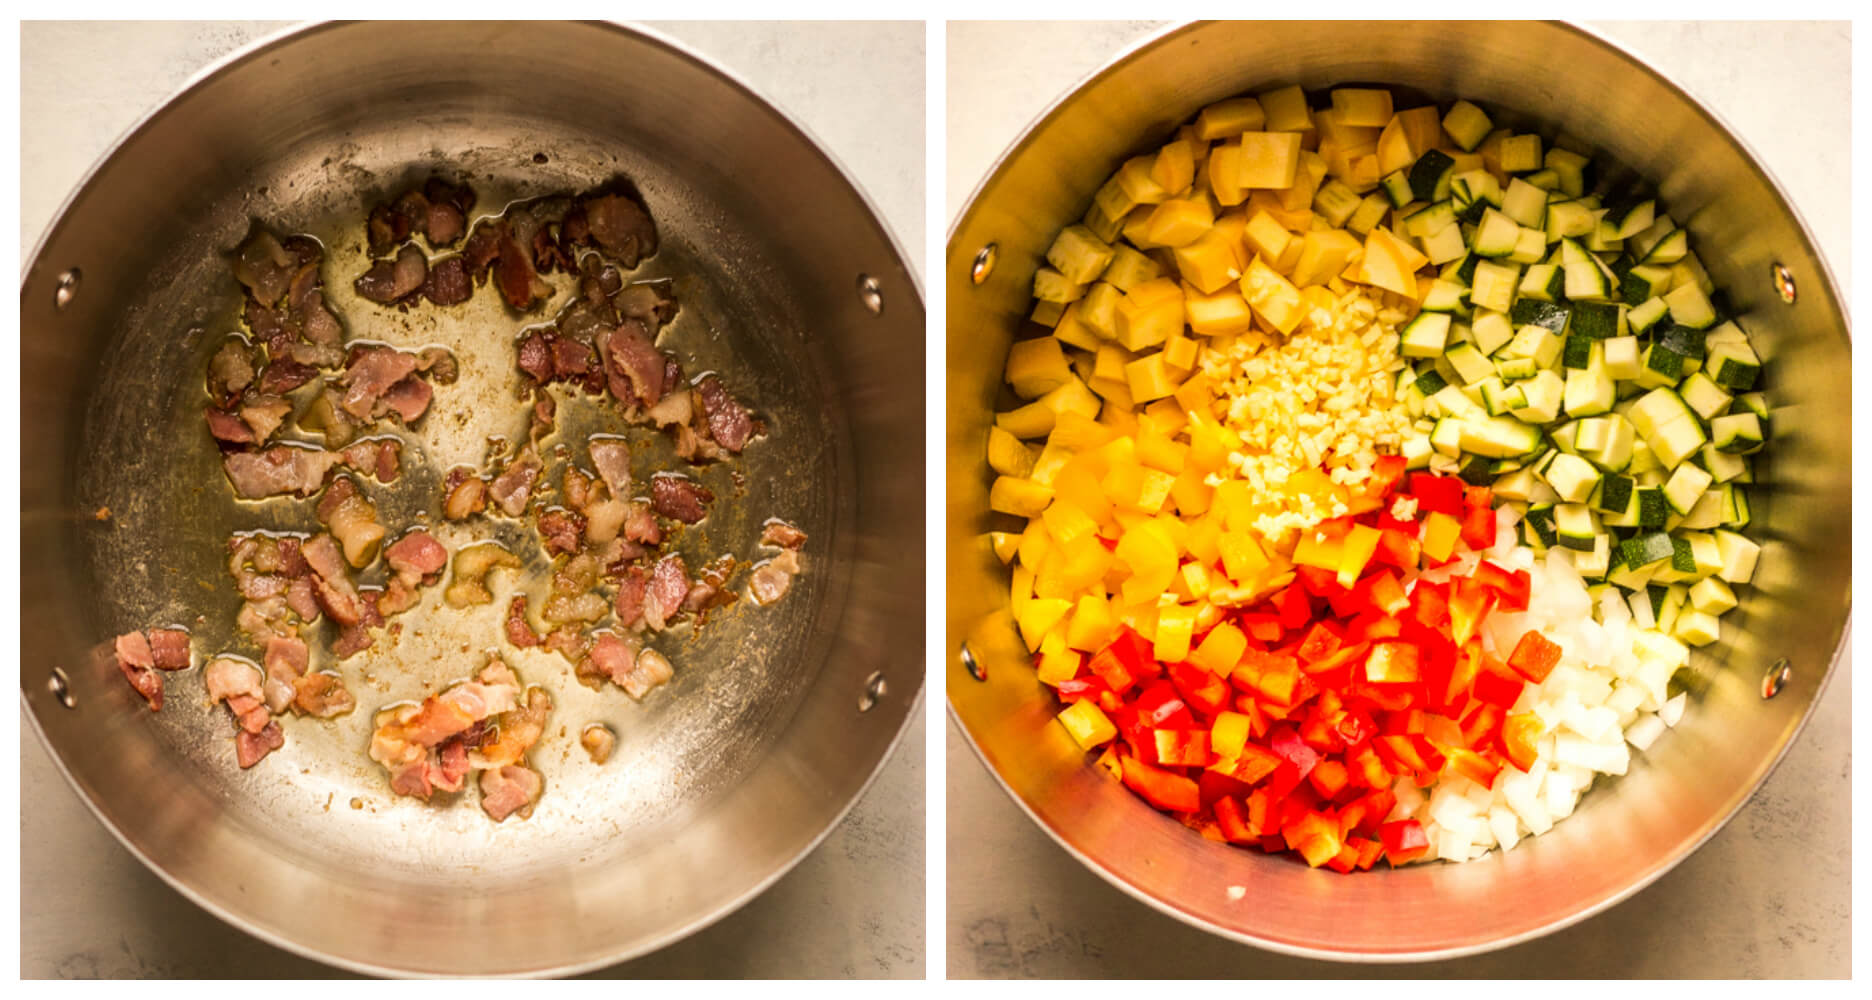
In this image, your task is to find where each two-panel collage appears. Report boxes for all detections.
[13,18,1852,983]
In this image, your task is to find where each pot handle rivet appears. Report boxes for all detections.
[54,268,81,311]
[1761,658,1791,699]
[857,274,883,315]
[971,244,996,285]
[1772,263,1796,304]
[49,668,76,709]
[858,670,887,712]
[960,641,986,681]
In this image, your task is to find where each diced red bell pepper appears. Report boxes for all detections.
[1324,840,1363,874]
[1153,728,1212,767]
[1197,767,1253,809]
[1459,700,1504,749]
[1408,473,1464,517]
[1133,680,1194,727]
[1261,759,1304,804]
[1167,659,1231,718]
[1462,484,1494,512]
[1501,711,1543,773]
[1120,754,1201,813]
[1238,612,1286,643]
[1366,454,1409,499]
[1291,819,1345,868]
[1295,565,1345,600]
[1473,561,1532,612]
[1268,725,1322,780]
[1306,758,1351,800]
[1409,580,1450,630]
[1372,527,1422,570]
[1360,570,1410,616]
[1471,663,1526,708]
[1447,578,1498,646]
[1363,641,1421,685]
[1420,712,1464,749]
[1354,836,1386,871]
[1275,583,1313,630]
[1296,622,1342,664]
[1055,675,1111,704]
[1507,630,1563,683]
[1244,786,1278,837]
[1379,819,1431,864]
[1209,740,1283,785]
[1338,786,1396,838]
[1252,656,1303,707]
[1332,705,1378,748]
[1436,644,1481,714]
[1445,746,1502,788]
[1214,795,1257,843]
[1088,646,1141,695]
[1347,742,1391,788]
[1460,503,1496,552]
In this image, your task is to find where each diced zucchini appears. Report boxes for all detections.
[1664,281,1718,330]
[1705,341,1762,390]
[1421,278,1470,313]
[1592,473,1635,515]
[1553,503,1599,551]
[1647,415,1709,469]
[1642,228,1689,264]
[1443,100,1493,152]
[1516,263,1565,302]
[1699,443,1748,484]
[1713,529,1760,585]
[1509,297,1570,334]
[1619,263,1672,306]
[1689,576,1738,616]
[1663,463,1714,514]
[1636,487,1670,530]
[1430,418,1466,458]
[1673,608,1720,647]
[1399,312,1453,358]
[1678,372,1732,421]
[1627,296,1670,334]
[1563,350,1616,417]
[1501,177,1548,229]
[1470,260,1521,313]
[1472,207,1522,257]
[1563,256,1614,301]
[1401,433,1436,470]
[1581,414,1636,472]
[1511,369,1565,423]
[1719,483,1751,528]
[1602,336,1643,380]
[1571,533,1612,578]
[1735,392,1770,421]
[1493,466,1540,501]
[1569,302,1621,340]
[1457,415,1545,458]
[1409,149,1457,202]
[1542,452,1602,503]
[1404,201,1459,239]
[1502,323,1564,368]
[1470,310,1514,356]
[1381,169,1415,207]
[1710,412,1765,454]
[1544,200,1598,241]
[1544,147,1592,198]
[1413,367,1449,396]
[1676,489,1725,531]
[1609,198,1656,240]
[1445,341,1495,385]
[1348,193,1392,234]
[1499,134,1543,174]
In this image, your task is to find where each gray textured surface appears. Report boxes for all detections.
[20,19,925,979]
[946,19,1850,979]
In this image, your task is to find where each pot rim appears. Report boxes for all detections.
[945,18,1850,963]
[24,18,925,978]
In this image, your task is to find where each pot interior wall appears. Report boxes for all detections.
[24,22,922,976]
[947,20,1847,959]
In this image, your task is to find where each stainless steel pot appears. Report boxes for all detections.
[22,21,923,976]
[947,20,1849,960]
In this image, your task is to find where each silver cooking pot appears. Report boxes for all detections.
[22,21,923,976]
[947,20,1848,960]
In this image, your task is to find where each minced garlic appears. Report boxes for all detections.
[1197,285,1413,546]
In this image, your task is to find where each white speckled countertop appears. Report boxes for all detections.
[946,20,1849,979]
[20,20,925,979]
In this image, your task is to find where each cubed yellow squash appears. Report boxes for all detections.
[1242,256,1306,334]
[1114,277,1186,351]
[1291,228,1363,288]
[1195,96,1267,140]
[1278,151,1329,212]
[1123,352,1180,404]
[1115,154,1169,205]
[1151,139,1197,195]
[1004,337,1074,399]
[1237,131,1303,190]
[1185,286,1254,336]
[1136,429,1189,475]
[1161,331,1199,373]
[1049,410,1115,451]
[987,425,1038,478]
[1206,143,1247,206]
[988,530,1021,564]
[1046,224,1116,284]
[1258,84,1313,132]
[1174,230,1242,294]
[1051,302,1101,351]
[1357,227,1421,299]
[1038,375,1103,421]
[1143,197,1215,248]
[995,400,1056,439]
[1243,209,1292,261]
[1102,243,1161,292]
[1076,284,1123,340]
[989,475,1054,518]
[1331,87,1394,128]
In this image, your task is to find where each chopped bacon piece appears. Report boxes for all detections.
[650,474,713,524]
[422,255,472,306]
[354,243,429,304]
[113,631,163,711]
[339,345,420,419]
[619,647,675,700]
[235,721,285,769]
[232,229,297,306]
[750,548,803,607]
[695,374,756,454]
[761,519,807,550]
[378,377,433,425]
[293,670,356,719]
[479,765,543,822]
[580,191,658,267]
[223,446,341,499]
[207,337,256,405]
[581,631,636,690]
[644,554,689,631]
[262,636,307,713]
[239,395,293,443]
[614,565,650,631]
[206,407,256,445]
[622,501,663,545]
[206,657,265,706]
[385,530,448,581]
[581,725,616,765]
[517,330,555,383]
[603,320,666,408]
[147,629,191,671]
[588,438,632,499]
[505,596,541,648]
[489,448,542,517]
[256,358,317,396]
[537,508,586,556]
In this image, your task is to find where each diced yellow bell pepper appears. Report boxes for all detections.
[987,426,1036,478]
[1036,642,1081,686]
[1191,621,1247,676]
[1292,529,1345,571]
[1066,594,1118,652]
[989,476,1054,518]
[1136,430,1188,476]
[1041,500,1098,546]
[1115,520,1180,606]
[1057,700,1118,750]
[1133,468,1177,514]
[1218,531,1270,584]
[1337,523,1383,588]
[1154,602,1198,662]
[1421,510,1462,563]
[1086,375,1135,408]
[1211,710,1253,759]
[1090,341,1131,383]
[1169,466,1214,517]
[1102,460,1144,509]
[1016,596,1072,651]
[1179,560,1213,600]
[1028,441,1072,487]
[1052,462,1110,524]
[988,531,1020,564]
[1238,131,1303,189]
[1017,520,1053,571]
[1143,197,1215,248]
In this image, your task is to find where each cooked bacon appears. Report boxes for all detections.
[463,220,502,280]
[235,721,286,769]
[517,330,554,383]
[622,501,663,546]
[618,646,673,699]
[474,687,550,769]
[424,201,466,249]
[643,554,689,631]
[580,192,658,267]
[289,267,345,355]
[583,499,628,544]
[496,211,552,311]
[285,577,320,622]
[537,508,585,556]
[543,627,586,661]
[615,281,675,323]
[588,438,632,499]
[385,530,448,581]
[207,338,255,404]
[443,467,489,520]
[233,229,297,306]
[293,670,356,719]
[262,636,307,713]
[603,320,666,407]
[224,693,270,734]
[419,255,472,306]
[223,446,342,499]
[673,422,727,464]
[206,407,256,445]
[378,377,433,425]
[504,595,541,648]
[479,764,543,822]
[646,385,694,429]
[443,542,521,608]
[340,438,402,483]
[761,519,808,550]
[551,334,596,379]
[256,358,318,396]
[354,243,429,304]
[339,346,420,420]
[650,473,713,524]
[112,632,162,711]
[489,448,541,517]
[695,374,756,454]
[682,555,738,615]
[239,395,293,443]
[206,657,264,706]
[614,565,649,631]
[750,548,803,607]
[236,597,297,644]
[303,534,363,626]
[318,477,384,569]
[147,629,191,671]
[581,724,616,765]
[580,630,636,690]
